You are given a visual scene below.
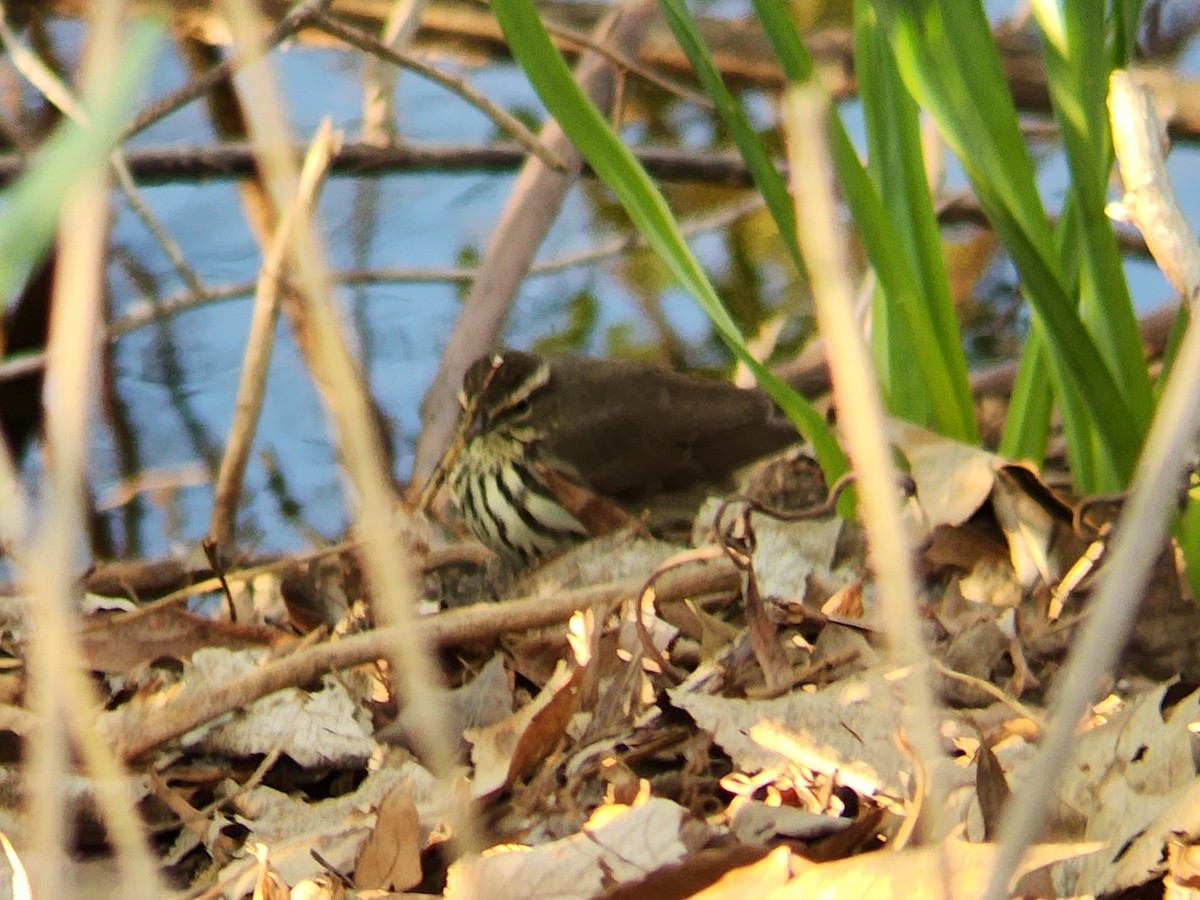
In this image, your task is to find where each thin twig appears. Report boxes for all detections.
[121,0,334,141]
[217,0,476,854]
[312,11,565,171]
[1108,73,1200,303]
[538,13,714,108]
[96,190,765,347]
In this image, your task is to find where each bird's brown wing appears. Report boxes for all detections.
[537,356,798,500]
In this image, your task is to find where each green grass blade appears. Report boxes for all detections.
[656,0,803,278]
[0,22,162,302]
[873,0,1141,488]
[755,0,976,441]
[1038,0,1151,429]
[854,1,975,438]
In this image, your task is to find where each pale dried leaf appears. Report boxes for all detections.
[711,504,851,602]
[671,675,941,802]
[763,836,1099,899]
[989,467,1074,588]
[690,846,794,898]
[445,798,699,900]
[617,602,678,658]
[199,672,375,768]
[289,874,346,900]
[1036,685,1200,895]
[955,556,1023,608]
[0,833,29,900]
[521,534,680,594]
[1164,841,1200,899]
[890,420,1000,528]
[730,800,852,845]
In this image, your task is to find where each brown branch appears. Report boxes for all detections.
[112,555,739,763]
[0,139,763,186]
[15,0,1200,140]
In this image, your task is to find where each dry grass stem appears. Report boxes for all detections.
[783,84,947,840]
[359,0,429,144]
[0,8,204,293]
[216,0,473,851]
[21,3,165,894]
[207,121,340,550]
[1108,71,1200,304]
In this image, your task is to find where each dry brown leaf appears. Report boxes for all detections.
[821,580,863,619]
[466,659,582,800]
[216,761,444,894]
[381,653,514,747]
[79,605,290,673]
[937,620,1011,707]
[354,778,422,891]
[974,741,1010,842]
[252,843,291,900]
[921,522,1012,582]
[279,556,357,632]
[807,622,876,677]
[601,844,780,899]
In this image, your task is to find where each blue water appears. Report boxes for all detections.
[29,13,1200,558]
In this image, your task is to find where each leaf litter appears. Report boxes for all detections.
[3,428,1200,897]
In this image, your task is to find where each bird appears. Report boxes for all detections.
[425,350,800,563]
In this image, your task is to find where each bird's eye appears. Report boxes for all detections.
[512,399,532,417]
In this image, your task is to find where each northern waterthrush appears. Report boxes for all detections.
[422,351,799,563]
